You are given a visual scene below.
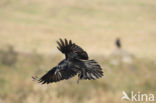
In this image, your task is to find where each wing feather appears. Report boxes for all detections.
[79,60,103,80]
[56,38,88,60]
[36,65,78,84]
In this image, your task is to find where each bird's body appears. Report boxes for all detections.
[116,38,121,49]
[33,39,103,84]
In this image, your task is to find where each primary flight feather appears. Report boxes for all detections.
[33,39,103,84]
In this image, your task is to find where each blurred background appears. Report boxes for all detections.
[0,0,156,103]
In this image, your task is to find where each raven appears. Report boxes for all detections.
[116,38,121,49]
[33,39,103,84]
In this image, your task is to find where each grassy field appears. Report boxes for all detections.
[0,0,156,58]
[0,52,156,103]
[0,0,156,103]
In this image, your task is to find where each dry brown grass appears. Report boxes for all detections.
[0,0,156,59]
[0,0,156,103]
[0,52,156,103]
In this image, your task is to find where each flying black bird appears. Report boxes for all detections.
[116,38,121,49]
[33,39,103,84]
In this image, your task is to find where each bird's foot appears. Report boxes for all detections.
[77,78,80,84]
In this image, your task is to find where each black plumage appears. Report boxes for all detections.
[33,39,103,84]
[116,38,121,49]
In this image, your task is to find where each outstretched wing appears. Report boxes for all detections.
[35,63,78,84]
[57,39,88,60]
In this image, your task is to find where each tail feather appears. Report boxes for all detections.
[80,60,103,80]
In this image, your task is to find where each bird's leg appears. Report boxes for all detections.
[83,69,85,78]
[77,73,81,84]
[77,77,80,84]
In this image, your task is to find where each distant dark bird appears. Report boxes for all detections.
[116,38,121,49]
[33,39,103,84]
